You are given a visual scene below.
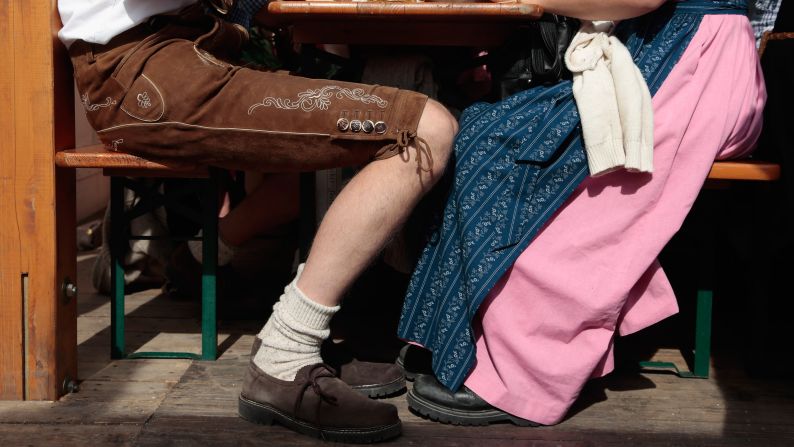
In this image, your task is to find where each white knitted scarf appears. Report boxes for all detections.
[564,20,654,177]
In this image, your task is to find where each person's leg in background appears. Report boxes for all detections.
[219,173,300,247]
[186,172,300,266]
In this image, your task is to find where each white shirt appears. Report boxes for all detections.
[58,0,198,49]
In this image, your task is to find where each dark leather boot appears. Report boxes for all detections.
[239,361,401,443]
[395,344,433,381]
[407,374,539,427]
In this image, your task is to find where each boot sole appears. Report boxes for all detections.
[352,376,406,398]
[407,389,539,427]
[238,395,402,443]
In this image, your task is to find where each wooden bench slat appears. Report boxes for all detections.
[706,160,781,181]
[57,145,780,182]
[55,144,208,177]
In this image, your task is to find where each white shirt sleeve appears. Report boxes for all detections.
[58,0,198,49]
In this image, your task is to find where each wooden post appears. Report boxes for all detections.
[0,0,77,400]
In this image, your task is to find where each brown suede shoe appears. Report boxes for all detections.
[250,338,406,399]
[334,358,405,399]
[239,362,402,443]
[322,341,406,398]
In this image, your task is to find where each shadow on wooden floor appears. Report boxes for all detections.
[1,244,793,446]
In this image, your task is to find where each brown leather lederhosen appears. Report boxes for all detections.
[68,4,430,172]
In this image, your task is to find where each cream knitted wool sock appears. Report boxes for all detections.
[253,264,340,380]
[187,230,236,266]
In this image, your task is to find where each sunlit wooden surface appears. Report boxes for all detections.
[707,160,781,181]
[55,144,210,178]
[0,0,77,401]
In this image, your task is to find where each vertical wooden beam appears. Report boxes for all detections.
[0,0,25,400]
[51,0,78,401]
[0,0,76,400]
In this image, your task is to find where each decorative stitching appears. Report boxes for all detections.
[120,74,165,123]
[142,74,165,121]
[105,138,124,151]
[193,44,229,68]
[248,86,389,115]
[137,92,152,109]
[81,93,117,112]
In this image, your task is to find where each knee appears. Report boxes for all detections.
[417,99,458,179]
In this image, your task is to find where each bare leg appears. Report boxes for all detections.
[218,173,300,246]
[251,99,456,390]
[297,100,458,306]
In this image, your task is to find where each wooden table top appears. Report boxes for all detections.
[258,1,543,46]
[265,1,543,21]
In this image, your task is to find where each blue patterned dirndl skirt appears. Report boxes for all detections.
[398,0,748,391]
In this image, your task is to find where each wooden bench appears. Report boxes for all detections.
[55,146,782,181]
[56,145,781,376]
[56,144,220,361]
[639,159,781,379]
[55,145,209,176]
[636,32,786,379]
[705,160,781,182]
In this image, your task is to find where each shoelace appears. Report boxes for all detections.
[374,130,434,174]
[293,364,339,439]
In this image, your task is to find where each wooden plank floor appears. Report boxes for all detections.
[1,251,793,446]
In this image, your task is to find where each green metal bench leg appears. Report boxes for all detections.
[110,177,126,359]
[640,194,714,379]
[638,287,712,378]
[640,287,713,378]
[692,288,713,378]
[201,171,219,360]
[689,193,716,379]
[639,280,713,378]
[108,174,219,360]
